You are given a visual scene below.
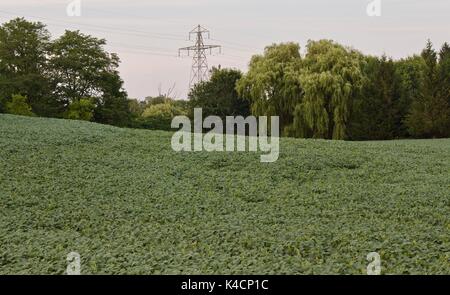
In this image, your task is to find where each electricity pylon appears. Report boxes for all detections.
[179,25,221,89]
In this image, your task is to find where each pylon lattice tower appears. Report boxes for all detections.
[179,25,221,89]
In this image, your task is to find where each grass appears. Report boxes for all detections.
[0,114,449,274]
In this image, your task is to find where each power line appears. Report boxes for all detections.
[0,9,264,54]
[210,38,261,52]
[106,47,178,58]
[0,10,254,67]
[0,9,186,42]
[87,8,189,28]
[85,8,263,52]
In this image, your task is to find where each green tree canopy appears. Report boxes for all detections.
[0,18,56,116]
[5,94,34,116]
[405,41,450,138]
[349,55,405,140]
[438,42,450,111]
[49,30,119,103]
[139,100,187,131]
[294,40,364,139]
[48,30,131,126]
[189,67,250,119]
[236,43,302,133]
[65,98,95,121]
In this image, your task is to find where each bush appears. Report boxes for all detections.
[139,102,187,131]
[65,98,95,121]
[5,94,35,116]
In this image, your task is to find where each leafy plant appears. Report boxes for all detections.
[0,114,448,274]
[65,98,95,121]
[5,94,35,116]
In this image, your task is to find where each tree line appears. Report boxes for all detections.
[0,18,131,126]
[1,18,449,140]
[192,41,450,140]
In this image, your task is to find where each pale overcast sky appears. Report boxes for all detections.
[1,0,449,99]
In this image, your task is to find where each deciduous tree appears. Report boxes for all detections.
[236,43,302,134]
[0,18,57,116]
[294,40,364,139]
[190,67,250,119]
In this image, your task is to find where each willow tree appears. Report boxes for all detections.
[236,42,302,134]
[294,40,364,140]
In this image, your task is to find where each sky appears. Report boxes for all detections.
[0,0,449,99]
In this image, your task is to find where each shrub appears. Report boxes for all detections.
[139,102,187,131]
[65,98,95,121]
[5,94,35,116]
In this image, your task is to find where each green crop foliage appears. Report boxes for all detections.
[0,114,449,274]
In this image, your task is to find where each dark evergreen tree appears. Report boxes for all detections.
[349,56,402,140]
[406,41,450,138]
